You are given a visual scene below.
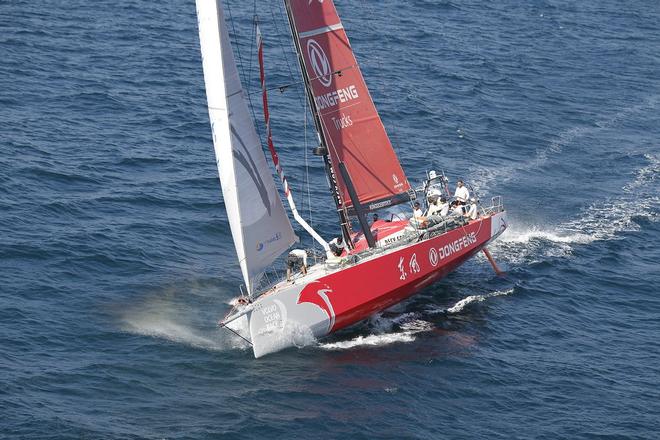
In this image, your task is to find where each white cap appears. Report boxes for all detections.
[429,170,437,179]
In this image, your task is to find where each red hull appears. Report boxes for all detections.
[305,215,497,333]
[247,212,506,357]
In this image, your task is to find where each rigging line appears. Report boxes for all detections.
[270,0,304,108]
[304,90,314,238]
[223,325,254,347]
[226,1,262,143]
[246,15,261,136]
[299,102,306,246]
[247,81,303,96]
[245,65,358,97]
[225,1,248,88]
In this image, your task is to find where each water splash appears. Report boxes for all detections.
[445,288,514,314]
[490,154,659,264]
[319,319,432,351]
[623,153,660,192]
[120,293,250,352]
[319,287,515,351]
[122,314,228,351]
[500,226,593,245]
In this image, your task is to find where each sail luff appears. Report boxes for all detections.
[196,0,297,294]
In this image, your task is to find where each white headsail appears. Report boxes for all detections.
[196,0,297,294]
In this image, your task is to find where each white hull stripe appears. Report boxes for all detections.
[298,23,344,39]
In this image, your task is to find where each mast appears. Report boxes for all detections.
[282,0,356,247]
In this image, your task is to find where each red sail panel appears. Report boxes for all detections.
[288,0,411,212]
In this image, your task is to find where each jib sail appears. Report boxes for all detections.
[196,0,297,294]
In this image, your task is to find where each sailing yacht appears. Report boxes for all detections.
[195,0,508,357]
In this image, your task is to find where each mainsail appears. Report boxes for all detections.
[285,0,412,213]
[196,0,297,294]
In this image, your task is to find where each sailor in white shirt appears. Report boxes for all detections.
[427,195,449,217]
[454,179,470,204]
[466,198,478,220]
[328,236,346,257]
[451,200,466,216]
[439,196,450,217]
[426,196,440,216]
[286,249,308,281]
[413,201,423,218]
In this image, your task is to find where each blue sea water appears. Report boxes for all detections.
[1,0,659,438]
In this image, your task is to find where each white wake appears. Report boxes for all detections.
[319,288,515,351]
[444,288,515,314]
[319,319,432,351]
[490,153,658,264]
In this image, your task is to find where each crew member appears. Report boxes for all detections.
[450,200,466,216]
[410,201,428,228]
[438,196,450,217]
[286,249,308,281]
[427,195,442,216]
[328,236,346,257]
[466,198,478,220]
[454,179,470,204]
[413,201,423,218]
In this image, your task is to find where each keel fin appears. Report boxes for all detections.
[483,247,505,276]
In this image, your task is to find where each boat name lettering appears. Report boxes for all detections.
[332,113,353,130]
[369,199,392,210]
[409,253,420,274]
[382,232,405,245]
[314,85,359,110]
[261,304,277,315]
[438,232,477,260]
[398,253,420,280]
[398,256,407,280]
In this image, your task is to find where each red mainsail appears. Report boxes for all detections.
[286,0,411,213]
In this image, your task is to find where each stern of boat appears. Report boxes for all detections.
[486,196,507,242]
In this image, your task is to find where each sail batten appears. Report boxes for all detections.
[196,0,297,294]
[286,0,412,213]
[298,23,344,38]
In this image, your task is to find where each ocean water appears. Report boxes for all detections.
[1,0,659,438]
